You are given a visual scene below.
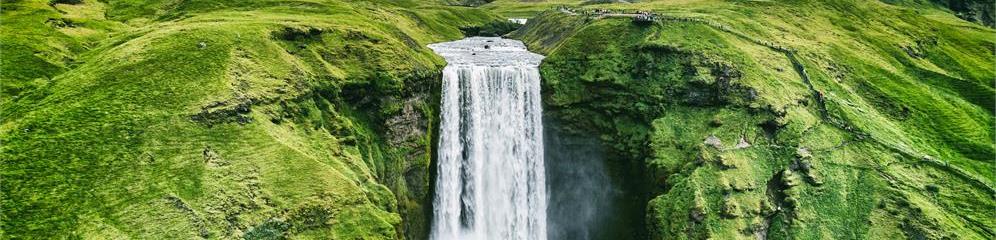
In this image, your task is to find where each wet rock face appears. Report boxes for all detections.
[386,96,428,148]
[383,89,435,240]
[191,99,254,126]
[382,74,440,240]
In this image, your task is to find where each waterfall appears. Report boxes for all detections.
[428,37,547,240]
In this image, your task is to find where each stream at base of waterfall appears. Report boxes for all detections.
[428,37,546,240]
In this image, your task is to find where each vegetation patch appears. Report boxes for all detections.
[511,1,994,239]
[459,20,524,37]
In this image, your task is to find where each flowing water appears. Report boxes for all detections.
[427,37,546,240]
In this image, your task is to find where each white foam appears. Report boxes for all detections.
[429,38,547,240]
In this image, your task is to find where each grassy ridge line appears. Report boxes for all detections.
[1,0,495,238]
[511,1,993,239]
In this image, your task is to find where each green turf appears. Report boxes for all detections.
[509,0,994,239]
[1,0,494,238]
[2,0,993,239]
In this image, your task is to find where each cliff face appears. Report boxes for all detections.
[512,0,994,238]
[0,1,493,238]
[927,0,995,27]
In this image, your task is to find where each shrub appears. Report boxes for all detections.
[460,20,523,37]
[274,27,324,41]
[48,0,82,5]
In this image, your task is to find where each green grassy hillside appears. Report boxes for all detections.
[508,0,994,239]
[1,0,494,238]
[3,0,993,239]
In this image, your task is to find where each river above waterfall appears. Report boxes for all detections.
[427,37,546,240]
[428,37,544,66]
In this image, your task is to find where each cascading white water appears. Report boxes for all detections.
[428,37,547,240]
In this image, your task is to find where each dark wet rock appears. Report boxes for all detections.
[274,27,324,42]
[243,219,291,240]
[385,97,427,148]
[45,18,75,28]
[709,118,723,127]
[191,99,254,126]
[48,0,82,5]
[790,148,823,186]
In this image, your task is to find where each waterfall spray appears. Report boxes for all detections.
[428,37,547,240]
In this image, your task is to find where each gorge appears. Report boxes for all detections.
[427,37,637,240]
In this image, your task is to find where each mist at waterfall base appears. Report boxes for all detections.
[543,121,627,240]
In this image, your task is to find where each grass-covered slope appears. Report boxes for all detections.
[510,0,994,239]
[3,0,993,239]
[1,0,494,238]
